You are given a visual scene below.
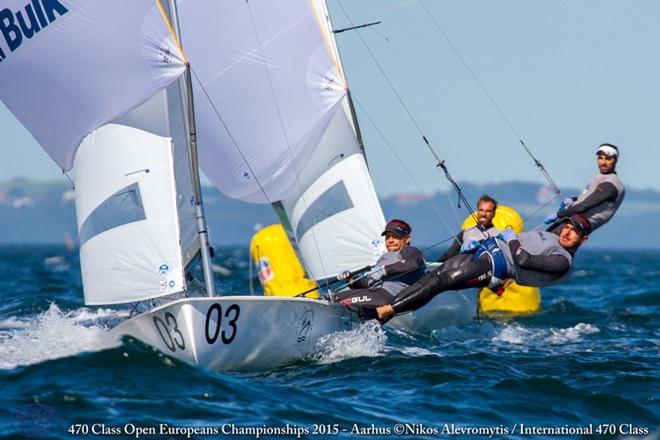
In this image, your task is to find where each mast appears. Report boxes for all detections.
[167,0,217,297]
[317,0,367,159]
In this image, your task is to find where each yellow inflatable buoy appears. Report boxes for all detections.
[250,224,318,298]
[479,282,541,315]
[461,205,541,315]
[461,204,524,232]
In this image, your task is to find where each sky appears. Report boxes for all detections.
[1,0,659,197]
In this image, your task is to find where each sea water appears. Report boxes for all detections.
[0,245,657,439]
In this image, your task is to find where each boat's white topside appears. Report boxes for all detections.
[112,295,359,372]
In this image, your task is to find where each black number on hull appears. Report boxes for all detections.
[205,303,222,344]
[153,312,185,353]
[222,304,240,344]
[166,312,185,350]
[153,316,175,352]
[205,303,241,345]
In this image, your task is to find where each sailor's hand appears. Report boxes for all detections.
[338,270,351,281]
[502,278,514,289]
[544,213,558,224]
[497,227,517,243]
[366,266,386,282]
[459,240,480,254]
[376,304,395,324]
[560,197,575,211]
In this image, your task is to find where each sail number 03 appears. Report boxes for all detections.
[152,304,240,353]
[205,303,240,345]
[152,312,185,353]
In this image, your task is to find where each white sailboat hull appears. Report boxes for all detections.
[388,290,477,333]
[112,296,358,372]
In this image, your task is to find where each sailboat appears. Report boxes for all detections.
[0,0,368,372]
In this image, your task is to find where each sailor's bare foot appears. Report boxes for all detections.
[376,305,394,323]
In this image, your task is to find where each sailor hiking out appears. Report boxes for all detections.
[546,143,624,233]
[369,214,591,324]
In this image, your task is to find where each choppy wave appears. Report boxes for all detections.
[492,322,600,346]
[0,247,657,439]
[315,321,387,364]
[0,304,121,369]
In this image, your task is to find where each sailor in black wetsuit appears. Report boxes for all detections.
[546,143,624,233]
[372,214,591,324]
[438,194,500,262]
[333,219,425,313]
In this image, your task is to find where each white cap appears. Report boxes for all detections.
[596,144,618,157]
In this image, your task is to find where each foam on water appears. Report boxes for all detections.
[545,322,600,344]
[0,303,121,370]
[492,322,600,347]
[397,346,438,357]
[492,324,534,345]
[0,316,29,330]
[314,321,387,364]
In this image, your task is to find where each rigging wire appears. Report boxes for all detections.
[336,1,425,140]
[62,170,74,190]
[243,2,330,282]
[336,0,487,238]
[415,0,562,195]
[421,136,483,232]
[350,95,454,234]
[522,192,563,231]
[189,70,272,205]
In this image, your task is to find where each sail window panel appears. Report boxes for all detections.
[78,183,146,246]
[295,181,353,240]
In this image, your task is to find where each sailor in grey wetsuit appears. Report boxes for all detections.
[438,194,501,262]
[334,219,425,313]
[372,214,591,324]
[546,143,624,233]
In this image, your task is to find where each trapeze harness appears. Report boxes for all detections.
[472,237,509,294]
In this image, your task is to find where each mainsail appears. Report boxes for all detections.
[75,81,199,305]
[177,0,386,280]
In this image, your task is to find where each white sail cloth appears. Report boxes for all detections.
[176,0,347,203]
[0,0,185,169]
[113,84,200,271]
[75,124,187,305]
[73,84,201,306]
[177,0,386,279]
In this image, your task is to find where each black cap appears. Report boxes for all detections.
[381,219,411,237]
[562,214,592,237]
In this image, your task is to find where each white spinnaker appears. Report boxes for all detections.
[75,124,185,305]
[0,0,185,169]
[176,0,385,279]
[176,0,347,203]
